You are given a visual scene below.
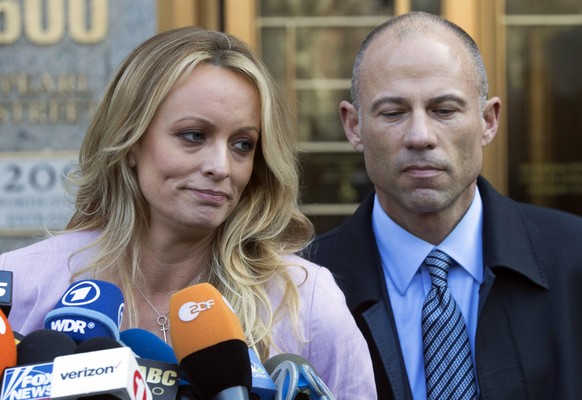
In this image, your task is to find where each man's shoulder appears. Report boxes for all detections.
[506,198,582,235]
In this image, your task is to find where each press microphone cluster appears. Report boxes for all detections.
[0,278,335,400]
[0,280,154,400]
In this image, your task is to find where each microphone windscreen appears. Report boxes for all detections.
[169,283,245,361]
[248,347,277,400]
[265,353,335,400]
[263,353,317,375]
[43,279,124,342]
[0,309,16,375]
[120,328,178,364]
[169,283,251,400]
[74,337,123,353]
[16,329,77,365]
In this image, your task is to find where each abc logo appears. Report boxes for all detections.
[62,281,101,306]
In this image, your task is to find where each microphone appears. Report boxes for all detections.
[264,354,335,400]
[1,330,77,400]
[0,271,12,318]
[248,348,277,400]
[44,279,125,343]
[16,329,77,366]
[119,329,177,364]
[51,342,152,400]
[169,283,251,400]
[75,336,124,353]
[119,329,180,400]
[0,309,16,377]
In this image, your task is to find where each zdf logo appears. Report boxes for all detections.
[62,281,101,306]
[178,298,216,322]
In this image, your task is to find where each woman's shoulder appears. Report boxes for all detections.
[0,230,99,272]
[283,253,338,290]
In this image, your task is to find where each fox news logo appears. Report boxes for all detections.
[0,364,53,400]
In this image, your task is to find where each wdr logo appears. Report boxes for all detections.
[0,364,53,400]
[50,319,95,334]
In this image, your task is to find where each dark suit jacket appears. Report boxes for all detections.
[305,177,582,400]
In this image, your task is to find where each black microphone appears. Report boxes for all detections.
[16,329,77,366]
[264,353,335,400]
[1,329,77,400]
[0,271,13,318]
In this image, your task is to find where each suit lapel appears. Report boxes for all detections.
[476,177,550,399]
[330,192,412,400]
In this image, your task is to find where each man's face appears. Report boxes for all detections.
[341,31,499,227]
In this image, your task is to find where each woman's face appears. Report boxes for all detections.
[129,63,261,237]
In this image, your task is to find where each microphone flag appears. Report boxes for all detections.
[44,280,124,342]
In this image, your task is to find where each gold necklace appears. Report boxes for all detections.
[135,286,170,343]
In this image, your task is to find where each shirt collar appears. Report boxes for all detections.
[372,188,484,296]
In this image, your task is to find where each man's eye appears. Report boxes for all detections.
[381,111,404,119]
[434,108,455,117]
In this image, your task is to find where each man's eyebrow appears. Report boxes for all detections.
[370,94,468,112]
[430,94,467,107]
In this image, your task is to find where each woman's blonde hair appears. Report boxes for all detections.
[66,26,314,359]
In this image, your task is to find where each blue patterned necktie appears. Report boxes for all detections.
[422,249,478,400]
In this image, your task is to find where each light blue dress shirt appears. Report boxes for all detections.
[372,189,484,399]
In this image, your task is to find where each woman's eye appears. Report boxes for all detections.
[233,139,255,152]
[181,131,205,142]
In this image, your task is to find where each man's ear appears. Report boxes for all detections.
[481,96,501,147]
[339,100,364,152]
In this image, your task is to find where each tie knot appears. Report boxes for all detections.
[424,249,453,288]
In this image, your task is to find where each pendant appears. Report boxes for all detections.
[157,315,169,343]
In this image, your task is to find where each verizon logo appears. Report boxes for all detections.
[59,363,120,380]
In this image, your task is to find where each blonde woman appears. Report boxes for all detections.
[1,27,376,398]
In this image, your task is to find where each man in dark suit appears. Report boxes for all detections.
[306,11,582,400]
